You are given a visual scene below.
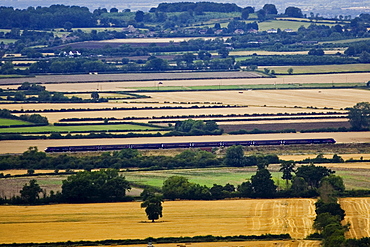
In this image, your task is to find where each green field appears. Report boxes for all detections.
[0,39,17,44]
[320,37,370,44]
[124,165,370,190]
[0,123,161,134]
[0,118,31,126]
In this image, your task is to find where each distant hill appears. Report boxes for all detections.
[0,0,370,17]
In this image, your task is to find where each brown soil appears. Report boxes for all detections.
[221,121,351,132]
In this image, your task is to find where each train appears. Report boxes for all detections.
[44,138,336,152]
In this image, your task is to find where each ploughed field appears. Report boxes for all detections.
[0,199,316,244]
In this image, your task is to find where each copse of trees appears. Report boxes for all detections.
[170,119,223,135]
[348,102,370,130]
[0,5,96,29]
[61,169,131,203]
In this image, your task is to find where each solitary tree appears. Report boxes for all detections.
[287,68,294,74]
[141,195,163,222]
[91,91,100,101]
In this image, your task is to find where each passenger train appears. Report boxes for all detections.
[44,138,336,152]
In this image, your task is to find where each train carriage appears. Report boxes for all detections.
[45,138,336,152]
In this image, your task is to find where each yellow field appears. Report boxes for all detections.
[142,89,370,109]
[340,198,370,239]
[0,199,316,244]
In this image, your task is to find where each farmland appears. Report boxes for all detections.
[0,118,30,126]
[0,199,317,243]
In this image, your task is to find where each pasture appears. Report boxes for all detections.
[124,163,370,190]
[0,118,30,126]
[0,199,317,243]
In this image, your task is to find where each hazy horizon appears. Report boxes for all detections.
[0,0,369,17]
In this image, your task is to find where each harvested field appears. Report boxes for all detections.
[260,64,370,74]
[0,199,316,244]
[1,132,370,154]
[340,198,370,239]
[1,73,370,92]
[142,89,370,109]
[30,107,341,124]
[0,71,262,86]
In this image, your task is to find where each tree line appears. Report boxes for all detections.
[1,169,132,205]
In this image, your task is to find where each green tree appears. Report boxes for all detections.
[287,68,294,74]
[218,48,229,58]
[291,176,309,196]
[296,164,334,189]
[62,169,131,203]
[241,9,249,20]
[91,91,100,100]
[284,7,303,18]
[250,168,277,198]
[162,176,191,200]
[279,160,295,187]
[144,57,169,71]
[224,145,245,167]
[141,195,163,222]
[20,179,42,204]
[262,4,278,15]
[135,10,144,22]
[348,102,370,130]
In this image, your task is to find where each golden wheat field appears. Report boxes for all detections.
[0,199,316,244]
[340,198,370,239]
[142,89,370,109]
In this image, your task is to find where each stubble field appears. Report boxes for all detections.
[0,199,316,244]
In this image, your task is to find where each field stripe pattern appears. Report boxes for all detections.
[0,199,316,244]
